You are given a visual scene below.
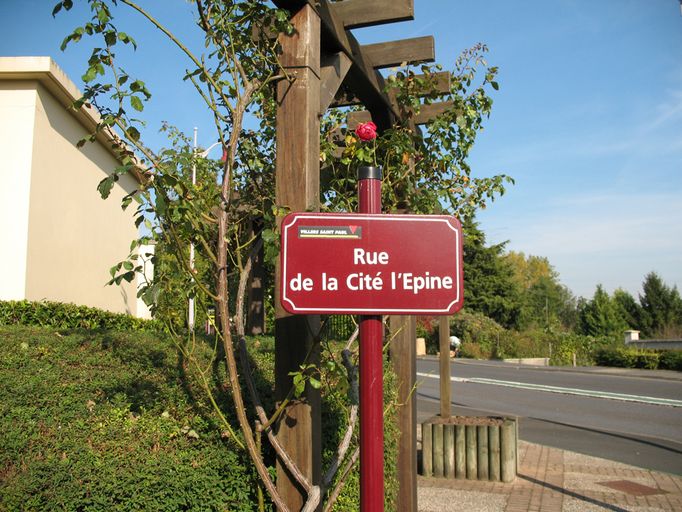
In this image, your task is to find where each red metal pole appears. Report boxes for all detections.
[358,165,384,512]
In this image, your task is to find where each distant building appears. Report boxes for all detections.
[0,56,152,318]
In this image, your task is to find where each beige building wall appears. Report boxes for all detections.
[0,83,36,300]
[24,81,140,314]
[0,57,148,317]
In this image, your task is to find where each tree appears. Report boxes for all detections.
[504,251,577,331]
[578,285,628,341]
[639,272,682,338]
[612,288,641,330]
[462,219,522,329]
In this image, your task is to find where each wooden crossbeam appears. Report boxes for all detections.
[320,52,353,112]
[331,71,450,107]
[347,100,454,128]
[413,101,453,124]
[362,36,434,69]
[346,110,375,129]
[274,0,398,129]
[330,0,414,29]
[316,2,396,129]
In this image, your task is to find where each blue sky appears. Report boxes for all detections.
[2,0,681,299]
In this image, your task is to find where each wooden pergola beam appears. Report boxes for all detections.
[363,36,434,69]
[274,0,398,129]
[318,2,396,129]
[320,52,353,112]
[347,100,454,128]
[413,100,454,124]
[331,71,451,107]
[331,0,414,29]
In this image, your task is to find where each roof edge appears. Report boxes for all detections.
[0,56,146,185]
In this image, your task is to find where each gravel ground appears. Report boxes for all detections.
[418,487,507,512]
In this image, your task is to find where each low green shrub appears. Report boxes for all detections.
[659,351,682,371]
[0,300,161,331]
[634,352,660,369]
[458,341,486,359]
[595,347,632,367]
[594,347,668,370]
[1,326,399,511]
[547,332,603,366]
[0,326,257,511]
[447,309,505,358]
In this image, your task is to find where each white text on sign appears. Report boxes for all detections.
[289,248,454,296]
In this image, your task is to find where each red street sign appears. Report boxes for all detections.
[280,212,464,315]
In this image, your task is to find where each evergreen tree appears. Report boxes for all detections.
[639,272,682,337]
[463,219,523,329]
[578,285,628,340]
[612,288,641,330]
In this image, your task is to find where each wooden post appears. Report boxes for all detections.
[438,316,451,419]
[465,425,477,479]
[443,424,455,478]
[488,425,501,482]
[455,425,465,478]
[275,5,322,509]
[432,423,444,478]
[390,315,417,511]
[422,423,432,477]
[246,221,265,335]
[477,425,489,480]
[501,419,516,483]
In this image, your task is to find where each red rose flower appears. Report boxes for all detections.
[355,121,377,141]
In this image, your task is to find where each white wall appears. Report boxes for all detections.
[0,83,36,300]
[24,82,140,315]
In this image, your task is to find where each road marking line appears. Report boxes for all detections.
[415,372,682,408]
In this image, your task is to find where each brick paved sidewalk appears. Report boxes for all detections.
[418,441,682,511]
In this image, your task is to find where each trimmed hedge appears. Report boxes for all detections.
[659,350,682,371]
[0,300,161,331]
[594,347,682,371]
[0,326,399,510]
[0,326,257,511]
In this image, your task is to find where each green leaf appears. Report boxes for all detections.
[118,32,137,50]
[129,95,144,112]
[97,176,115,199]
[262,229,275,243]
[97,8,109,24]
[121,194,134,211]
[126,126,141,142]
[52,0,73,18]
[491,81,499,91]
[104,31,117,47]
[82,66,98,83]
[73,97,88,109]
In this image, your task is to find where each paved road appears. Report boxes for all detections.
[415,358,682,475]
